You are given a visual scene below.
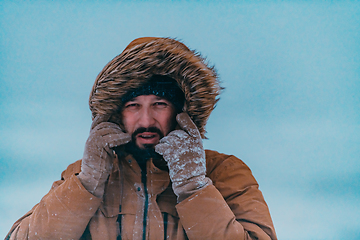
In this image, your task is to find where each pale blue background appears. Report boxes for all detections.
[1,1,359,239]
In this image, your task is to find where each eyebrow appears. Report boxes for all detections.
[126,95,169,103]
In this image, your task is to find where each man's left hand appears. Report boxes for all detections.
[155,113,212,201]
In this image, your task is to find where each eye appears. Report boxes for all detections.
[153,101,168,108]
[124,102,140,110]
[125,103,138,107]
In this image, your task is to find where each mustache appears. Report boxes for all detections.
[131,127,164,140]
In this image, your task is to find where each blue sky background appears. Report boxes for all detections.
[1,1,359,239]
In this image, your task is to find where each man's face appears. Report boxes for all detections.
[122,94,177,149]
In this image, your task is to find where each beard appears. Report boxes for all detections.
[131,126,164,149]
[125,141,162,161]
[122,127,164,171]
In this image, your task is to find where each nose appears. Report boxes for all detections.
[138,107,156,128]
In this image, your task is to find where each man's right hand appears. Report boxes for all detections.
[77,115,131,198]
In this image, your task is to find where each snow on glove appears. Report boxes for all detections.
[155,112,212,202]
[78,115,131,198]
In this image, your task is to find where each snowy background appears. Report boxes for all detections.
[1,1,359,239]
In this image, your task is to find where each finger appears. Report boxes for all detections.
[92,122,123,135]
[176,113,201,138]
[155,142,170,156]
[91,114,112,130]
[103,133,131,148]
[160,130,188,143]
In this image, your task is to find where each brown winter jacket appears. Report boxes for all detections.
[6,37,277,239]
[6,150,277,240]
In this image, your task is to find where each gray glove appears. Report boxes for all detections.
[78,115,131,198]
[155,113,212,202]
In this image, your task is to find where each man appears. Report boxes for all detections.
[6,37,277,240]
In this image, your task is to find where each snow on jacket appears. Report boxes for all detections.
[6,150,277,239]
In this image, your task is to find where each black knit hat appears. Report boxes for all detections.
[121,75,185,112]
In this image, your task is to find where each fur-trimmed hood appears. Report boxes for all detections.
[89,37,221,138]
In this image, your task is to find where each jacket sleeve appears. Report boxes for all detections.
[5,161,102,240]
[175,152,277,240]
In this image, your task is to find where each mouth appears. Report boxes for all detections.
[138,133,157,139]
[136,132,160,146]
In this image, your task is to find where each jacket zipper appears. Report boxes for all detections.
[141,167,149,240]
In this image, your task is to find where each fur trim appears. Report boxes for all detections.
[89,37,221,138]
